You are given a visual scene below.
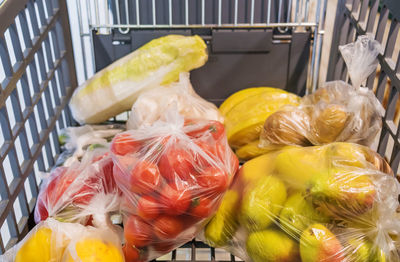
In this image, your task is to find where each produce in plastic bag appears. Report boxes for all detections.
[57,124,124,167]
[111,110,239,261]
[70,35,208,124]
[202,142,399,262]
[62,221,124,262]
[260,35,384,148]
[0,218,124,262]
[219,87,300,160]
[126,72,223,130]
[34,147,120,224]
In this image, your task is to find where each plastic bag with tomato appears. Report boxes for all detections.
[111,110,239,261]
[34,147,120,225]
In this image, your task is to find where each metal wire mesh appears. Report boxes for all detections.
[70,0,327,92]
[327,0,400,174]
[0,0,77,252]
[0,0,399,261]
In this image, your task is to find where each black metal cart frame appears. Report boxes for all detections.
[0,0,399,261]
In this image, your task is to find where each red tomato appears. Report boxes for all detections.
[34,200,49,223]
[124,216,153,247]
[120,195,137,213]
[34,168,66,222]
[85,215,94,227]
[197,166,229,194]
[195,140,216,156]
[190,197,215,218]
[192,140,218,169]
[34,167,95,223]
[230,150,239,175]
[216,142,239,173]
[129,160,161,195]
[123,244,140,262]
[178,214,201,230]
[137,195,161,220]
[117,154,139,169]
[97,157,118,194]
[123,244,148,262]
[72,183,96,205]
[35,154,121,224]
[153,241,176,254]
[184,119,196,126]
[159,184,192,215]
[186,121,225,141]
[154,215,183,240]
[112,133,142,155]
[158,147,194,181]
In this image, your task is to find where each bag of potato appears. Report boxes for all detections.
[201,142,400,262]
[219,87,301,160]
[260,35,384,148]
[0,218,124,262]
[126,72,223,130]
[70,35,208,124]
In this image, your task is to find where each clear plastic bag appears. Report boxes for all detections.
[62,221,124,262]
[56,124,125,167]
[111,110,239,261]
[126,72,223,130]
[201,143,400,262]
[260,35,384,148]
[34,147,120,225]
[0,218,124,262]
[70,35,208,124]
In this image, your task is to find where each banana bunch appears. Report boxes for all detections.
[220,87,300,160]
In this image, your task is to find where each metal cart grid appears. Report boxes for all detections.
[328,0,400,175]
[0,0,398,262]
[0,0,77,253]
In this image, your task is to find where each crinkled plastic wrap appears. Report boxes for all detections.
[0,218,124,262]
[70,35,208,124]
[34,147,120,224]
[56,124,124,167]
[201,143,400,262]
[126,72,223,130]
[260,35,384,148]
[111,110,239,261]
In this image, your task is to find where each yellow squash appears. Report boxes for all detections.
[219,87,288,116]
[15,227,67,262]
[224,90,300,148]
[64,238,124,262]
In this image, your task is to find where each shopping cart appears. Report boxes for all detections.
[0,0,398,261]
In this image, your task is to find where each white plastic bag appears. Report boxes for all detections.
[0,218,124,262]
[34,147,120,225]
[339,34,382,88]
[126,73,223,129]
[57,124,124,167]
